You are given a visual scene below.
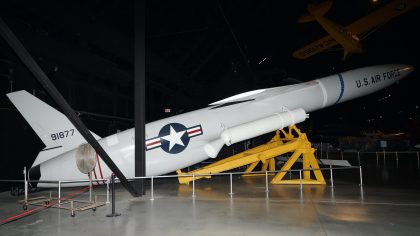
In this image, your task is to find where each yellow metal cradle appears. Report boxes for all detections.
[177,125,325,185]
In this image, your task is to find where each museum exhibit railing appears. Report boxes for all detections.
[1,165,363,205]
[314,150,420,168]
[2,150,419,201]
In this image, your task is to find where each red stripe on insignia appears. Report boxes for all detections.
[188,129,201,135]
[147,140,161,146]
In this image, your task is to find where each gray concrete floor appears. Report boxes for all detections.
[1,175,420,236]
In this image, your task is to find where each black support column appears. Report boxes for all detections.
[133,0,146,196]
[0,17,139,197]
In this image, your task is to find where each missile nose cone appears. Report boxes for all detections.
[399,65,414,78]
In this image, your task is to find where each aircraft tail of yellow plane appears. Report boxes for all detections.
[299,0,333,23]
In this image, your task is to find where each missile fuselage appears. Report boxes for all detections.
[28,64,413,186]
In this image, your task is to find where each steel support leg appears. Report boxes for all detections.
[107,174,121,217]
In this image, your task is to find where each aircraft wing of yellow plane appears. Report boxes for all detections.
[293,0,420,60]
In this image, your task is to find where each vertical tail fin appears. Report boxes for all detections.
[6,90,100,166]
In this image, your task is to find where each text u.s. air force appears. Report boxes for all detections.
[355,68,400,88]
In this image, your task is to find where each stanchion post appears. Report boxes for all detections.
[23,167,28,203]
[106,174,121,217]
[192,174,196,198]
[71,200,75,217]
[106,178,110,204]
[329,165,334,188]
[150,176,154,201]
[89,171,92,202]
[357,152,361,167]
[229,173,233,196]
[265,171,269,193]
[299,170,302,190]
[58,180,61,205]
[359,166,363,187]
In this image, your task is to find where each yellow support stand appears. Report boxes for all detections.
[270,129,325,185]
[177,125,325,185]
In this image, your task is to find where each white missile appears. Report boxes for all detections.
[6,64,413,187]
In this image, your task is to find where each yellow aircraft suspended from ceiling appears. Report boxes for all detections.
[293,0,420,60]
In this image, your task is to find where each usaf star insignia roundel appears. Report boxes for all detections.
[145,123,203,154]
